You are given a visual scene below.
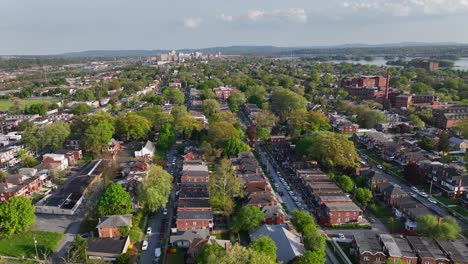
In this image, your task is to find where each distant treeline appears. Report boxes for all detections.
[0,56,111,71]
[386,58,455,68]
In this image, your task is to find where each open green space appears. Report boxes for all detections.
[0,231,63,259]
[0,98,61,111]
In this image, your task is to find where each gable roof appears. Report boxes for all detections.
[250,224,305,263]
[96,214,132,228]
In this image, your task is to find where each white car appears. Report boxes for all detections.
[155,247,161,258]
[142,240,148,251]
[338,234,346,240]
[377,165,383,169]
[274,183,279,188]
[428,198,438,204]
[409,192,417,198]
[410,186,418,192]
[163,208,168,215]
[289,191,295,196]
[420,192,429,198]
[146,227,152,235]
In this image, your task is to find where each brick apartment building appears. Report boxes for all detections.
[340,76,387,89]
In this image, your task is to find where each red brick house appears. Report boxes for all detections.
[382,185,408,206]
[105,138,121,159]
[212,86,237,100]
[353,233,386,264]
[177,199,211,212]
[262,205,286,225]
[97,214,132,238]
[321,201,363,226]
[246,192,278,208]
[176,210,213,231]
[379,235,417,264]
[407,237,450,264]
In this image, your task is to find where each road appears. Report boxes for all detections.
[140,145,179,264]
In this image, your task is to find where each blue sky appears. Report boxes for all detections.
[1,0,468,54]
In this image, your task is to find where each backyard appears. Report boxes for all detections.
[0,231,63,259]
[0,97,61,111]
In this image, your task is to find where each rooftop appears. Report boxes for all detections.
[177,210,213,220]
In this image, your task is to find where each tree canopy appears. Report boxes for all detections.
[296,132,360,169]
[355,187,373,208]
[138,165,173,212]
[115,112,151,141]
[416,215,460,239]
[249,236,277,262]
[0,196,35,236]
[202,99,221,117]
[231,206,264,233]
[271,87,307,118]
[288,110,331,136]
[337,175,355,193]
[357,110,387,129]
[208,159,243,215]
[162,87,185,104]
[97,183,133,216]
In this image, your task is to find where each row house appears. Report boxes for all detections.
[353,233,387,264]
[321,202,363,226]
[212,86,237,100]
[330,115,359,133]
[181,161,209,183]
[433,107,468,129]
[243,103,261,123]
[54,149,82,166]
[354,131,393,152]
[0,145,22,168]
[406,237,450,264]
[428,164,468,198]
[340,76,387,89]
[176,210,213,231]
[42,153,69,171]
[436,239,468,264]
[0,170,48,202]
[96,214,132,238]
[379,234,418,264]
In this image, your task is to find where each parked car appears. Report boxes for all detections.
[420,192,429,198]
[338,234,346,240]
[410,186,418,192]
[80,233,89,238]
[377,165,383,169]
[142,240,148,251]
[146,227,152,235]
[155,247,161,258]
[163,208,168,215]
[409,192,417,198]
[428,198,437,204]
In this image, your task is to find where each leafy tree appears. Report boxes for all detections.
[411,82,433,94]
[294,248,326,264]
[246,85,267,107]
[0,196,35,236]
[115,112,151,141]
[17,120,35,131]
[296,132,360,169]
[97,183,132,216]
[223,137,249,156]
[408,114,425,128]
[82,121,114,156]
[157,123,176,152]
[208,121,241,148]
[337,175,355,193]
[288,110,331,136]
[202,99,221,117]
[357,110,387,129]
[71,103,92,115]
[249,236,277,262]
[175,114,202,139]
[115,253,130,264]
[356,187,373,208]
[228,92,246,112]
[231,206,264,233]
[28,103,48,115]
[162,87,185,104]
[419,137,436,152]
[453,118,468,138]
[271,87,307,118]
[21,154,39,168]
[200,141,222,162]
[67,236,88,264]
[438,131,450,152]
[138,165,173,212]
[217,244,276,264]
[196,243,226,264]
[416,215,460,239]
[201,88,216,100]
[208,159,243,215]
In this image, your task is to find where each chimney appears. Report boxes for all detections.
[385,69,391,101]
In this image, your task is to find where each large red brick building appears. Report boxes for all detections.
[341,76,387,89]
[176,211,213,231]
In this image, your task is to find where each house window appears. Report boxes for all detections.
[193,221,196,226]
[425,261,430,264]
[337,218,341,223]
[363,256,369,261]
[376,257,380,261]
[345,218,349,222]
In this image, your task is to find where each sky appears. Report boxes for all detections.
[1,0,468,55]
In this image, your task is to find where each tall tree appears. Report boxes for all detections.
[228,92,246,112]
[357,110,387,129]
[288,110,331,136]
[82,121,114,156]
[196,243,226,264]
[223,137,249,156]
[355,187,373,208]
[138,165,173,212]
[231,206,264,233]
[162,88,185,104]
[97,183,133,216]
[115,112,151,141]
[337,175,355,193]
[67,236,88,264]
[0,196,35,236]
[249,236,277,262]
[202,99,221,117]
[271,87,307,118]
[208,159,243,215]
[438,131,450,153]
[175,114,202,139]
[416,215,460,239]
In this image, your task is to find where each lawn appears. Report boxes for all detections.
[0,231,63,259]
[0,98,61,111]
[129,211,146,243]
[434,195,460,206]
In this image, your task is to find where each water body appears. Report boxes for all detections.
[328,57,468,70]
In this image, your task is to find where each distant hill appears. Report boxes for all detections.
[58,42,468,57]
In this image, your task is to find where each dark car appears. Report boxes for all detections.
[80,233,89,238]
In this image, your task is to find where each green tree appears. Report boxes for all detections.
[208,121,241,148]
[356,187,373,208]
[21,154,39,168]
[202,99,221,117]
[71,103,92,115]
[288,110,331,136]
[271,87,307,118]
[294,249,326,264]
[138,165,173,212]
[249,236,277,262]
[223,137,249,156]
[408,114,425,128]
[296,132,360,169]
[82,121,114,156]
[175,114,202,139]
[28,103,48,116]
[337,175,355,193]
[115,112,151,141]
[411,82,433,94]
[97,183,132,216]
[0,196,35,236]
[67,236,88,264]
[196,243,226,264]
[157,123,176,152]
[162,88,185,104]
[357,110,387,129]
[208,159,243,215]
[115,253,130,264]
[438,131,450,152]
[416,215,460,239]
[228,92,246,112]
[231,206,264,233]
[419,136,436,151]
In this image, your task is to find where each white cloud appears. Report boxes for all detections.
[219,13,234,22]
[246,8,308,23]
[247,10,266,21]
[183,17,202,29]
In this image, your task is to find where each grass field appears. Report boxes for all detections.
[0,231,63,259]
[0,98,61,111]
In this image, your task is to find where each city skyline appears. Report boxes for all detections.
[2,0,468,55]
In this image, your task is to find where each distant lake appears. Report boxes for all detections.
[327,57,468,70]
